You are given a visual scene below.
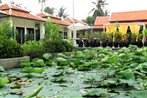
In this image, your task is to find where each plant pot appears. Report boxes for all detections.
[130,41,137,46]
[89,39,95,47]
[118,41,123,47]
[123,41,129,47]
[94,39,100,47]
[102,40,107,47]
[107,40,113,47]
[76,39,83,47]
[83,39,90,47]
[137,40,143,47]
[144,40,147,46]
[114,41,118,48]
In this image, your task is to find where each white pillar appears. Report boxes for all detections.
[34,28,36,40]
[73,30,77,46]
[67,29,72,39]
[24,27,27,42]
[9,17,13,27]
[40,22,45,39]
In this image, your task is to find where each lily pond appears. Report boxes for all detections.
[0,45,147,98]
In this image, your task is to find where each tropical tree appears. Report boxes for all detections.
[37,0,48,12]
[84,16,95,26]
[44,7,55,15]
[89,0,108,19]
[57,6,69,18]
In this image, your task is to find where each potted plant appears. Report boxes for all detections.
[137,33,143,47]
[83,33,90,47]
[130,33,137,45]
[77,33,84,47]
[143,29,147,46]
[114,32,122,48]
[100,32,107,47]
[94,32,101,47]
[107,32,113,47]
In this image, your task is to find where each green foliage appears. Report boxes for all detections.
[25,86,43,98]
[84,16,95,25]
[44,39,73,53]
[82,88,108,97]
[57,6,69,18]
[45,19,61,40]
[21,67,45,74]
[0,65,5,72]
[43,53,52,60]
[44,6,55,15]
[22,41,45,59]
[0,21,22,58]
[0,77,9,88]
[33,59,45,67]
[21,61,32,67]
[0,20,14,40]
[56,57,69,66]
[0,39,23,58]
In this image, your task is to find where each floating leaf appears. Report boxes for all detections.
[0,65,5,72]
[0,77,9,87]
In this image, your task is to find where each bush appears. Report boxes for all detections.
[0,40,23,58]
[44,39,73,53]
[22,41,45,59]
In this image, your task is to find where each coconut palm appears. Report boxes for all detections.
[44,6,55,15]
[57,6,69,18]
[37,0,48,12]
[89,0,108,19]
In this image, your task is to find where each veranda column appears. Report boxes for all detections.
[24,27,27,42]
[67,29,72,39]
[34,28,36,40]
[73,30,77,46]
[40,22,45,39]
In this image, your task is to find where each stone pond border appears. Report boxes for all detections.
[0,56,30,69]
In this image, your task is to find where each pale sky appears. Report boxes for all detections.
[2,0,147,20]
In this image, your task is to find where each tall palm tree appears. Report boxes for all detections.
[37,0,48,12]
[44,6,55,15]
[57,6,69,18]
[89,0,108,19]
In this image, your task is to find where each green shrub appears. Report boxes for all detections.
[0,39,23,58]
[22,41,45,59]
[44,39,73,53]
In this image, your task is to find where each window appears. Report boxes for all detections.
[64,32,67,39]
[26,28,34,41]
[16,27,25,44]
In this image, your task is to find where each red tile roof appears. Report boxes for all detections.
[36,12,70,26]
[110,10,147,22]
[0,4,29,13]
[64,18,87,25]
[0,4,45,21]
[94,16,109,26]
[93,16,109,29]
[0,10,7,15]
[93,25,104,29]
[36,12,60,20]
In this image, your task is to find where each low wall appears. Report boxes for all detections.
[0,56,30,69]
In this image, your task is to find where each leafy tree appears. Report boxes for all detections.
[45,19,61,40]
[84,16,95,26]
[89,0,108,19]
[44,6,55,15]
[57,6,69,18]
[37,0,48,12]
